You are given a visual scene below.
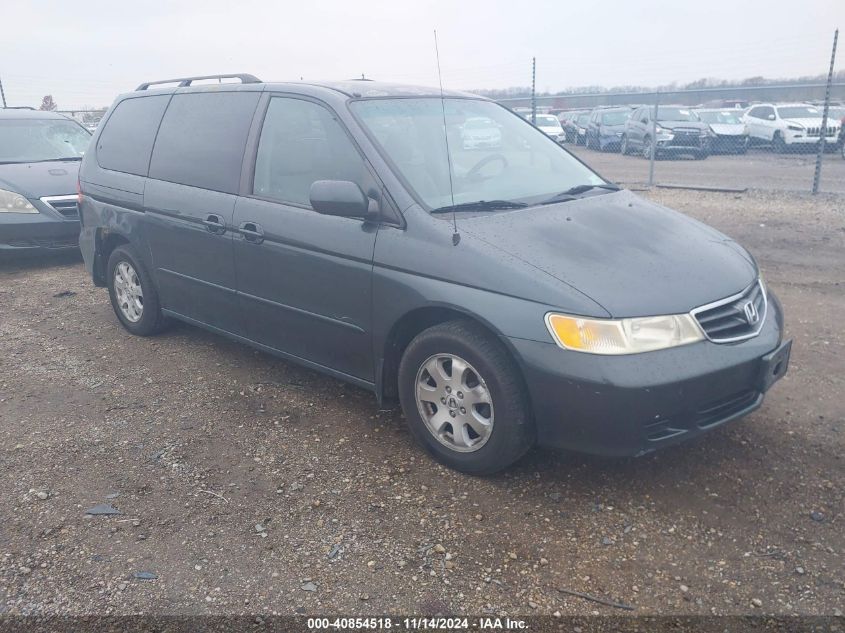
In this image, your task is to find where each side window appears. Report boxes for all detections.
[97,95,170,176]
[759,106,774,120]
[253,97,367,207]
[148,91,260,194]
[746,107,759,119]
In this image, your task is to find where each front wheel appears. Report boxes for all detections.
[398,321,534,475]
[773,132,787,154]
[107,245,167,336]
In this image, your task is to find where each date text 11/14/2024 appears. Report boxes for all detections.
[307,616,528,630]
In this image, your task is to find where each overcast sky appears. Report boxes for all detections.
[1,0,841,109]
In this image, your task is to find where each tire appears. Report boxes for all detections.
[398,320,535,475]
[620,135,629,155]
[107,245,167,336]
[773,132,787,154]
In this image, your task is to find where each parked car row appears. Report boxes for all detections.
[544,101,845,159]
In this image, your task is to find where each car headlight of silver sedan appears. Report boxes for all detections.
[545,312,704,354]
[0,188,38,214]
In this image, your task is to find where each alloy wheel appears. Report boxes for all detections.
[414,353,494,453]
[113,261,144,323]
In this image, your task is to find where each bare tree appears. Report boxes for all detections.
[39,95,57,111]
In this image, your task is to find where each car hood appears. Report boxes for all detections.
[460,190,757,317]
[538,125,563,133]
[709,123,746,135]
[0,160,80,198]
[657,120,708,131]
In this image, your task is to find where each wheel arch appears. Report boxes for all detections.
[377,304,525,407]
[92,229,131,286]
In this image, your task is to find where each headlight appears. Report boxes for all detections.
[0,188,38,214]
[545,313,704,355]
[787,125,804,131]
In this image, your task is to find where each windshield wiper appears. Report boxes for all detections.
[31,157,83,163]
[431,200,528,214]
[540,183,620,205]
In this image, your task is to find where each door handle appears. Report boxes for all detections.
[203,214,227,234]
[238,221,265,244]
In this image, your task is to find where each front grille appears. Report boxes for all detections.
[40,195,79,218]
[695,390,759,428]
[671,129,702,147]
[692,280,767,343]
[805,126,838,137]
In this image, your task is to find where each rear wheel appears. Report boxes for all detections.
[398,320,534,475]
[107,245,166,336]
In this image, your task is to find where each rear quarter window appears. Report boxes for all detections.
[96,95,170,176]
[148,91,260,194]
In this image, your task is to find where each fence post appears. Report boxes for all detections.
[531,57,536,125]
[813,28,838,195]
[648,92,659,187]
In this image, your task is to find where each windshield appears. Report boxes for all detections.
[696,110,742,124]
[576,114,590,126]
[352,98,604,210]
[535,115,562,128]
[656,107,698,122]
[600,111,630,125]
[0,118,91,163]
[777,106,821,119]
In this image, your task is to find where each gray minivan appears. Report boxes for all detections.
[79,74,791,474]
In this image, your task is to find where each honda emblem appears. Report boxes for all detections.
[743,301,759,325]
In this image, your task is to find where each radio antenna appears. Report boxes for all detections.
[434,29,460,246]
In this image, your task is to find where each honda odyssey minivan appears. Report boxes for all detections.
[79,74,791,474]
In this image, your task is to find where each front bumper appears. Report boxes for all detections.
[599,132,623,149]
[508,291,788,456]
[712,134,748,152]
[656,134,711,153]
[0,199,80,255]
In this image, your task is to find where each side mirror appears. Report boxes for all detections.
[309,180,371,219]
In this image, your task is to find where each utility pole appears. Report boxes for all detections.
[531,57,536,125]
[648,92,659,187]
[813,28,838,195]
[0,74,7,108]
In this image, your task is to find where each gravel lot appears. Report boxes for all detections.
[567,145,845,194]
[0,188,843,618]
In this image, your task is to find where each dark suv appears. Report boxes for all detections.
[621,105,712,159]
[585,107,632,151]
[79,75,790,474]
[1,108,90,255]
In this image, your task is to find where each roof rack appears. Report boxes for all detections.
[135,74,261,91]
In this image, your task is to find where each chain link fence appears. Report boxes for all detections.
[499,82,845,194]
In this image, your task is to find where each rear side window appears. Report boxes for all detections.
[97,95,170,176]
[253,97,367,207]
[149,91,260,194]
